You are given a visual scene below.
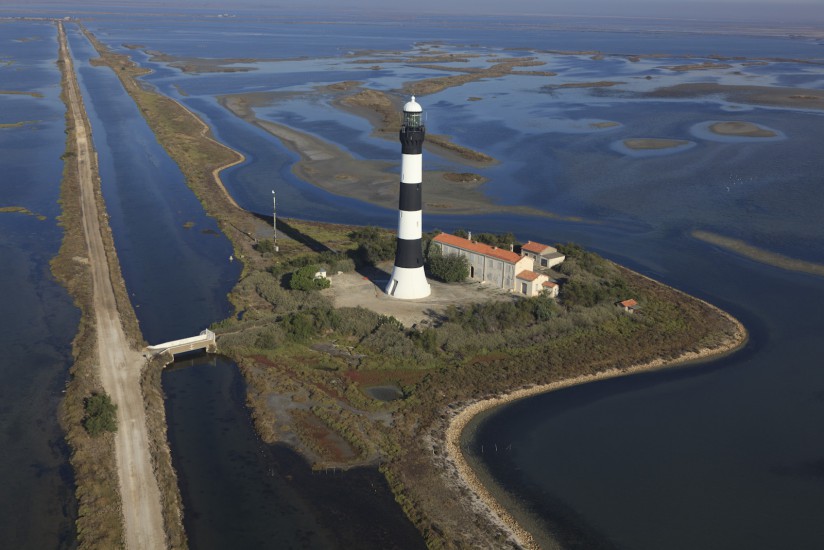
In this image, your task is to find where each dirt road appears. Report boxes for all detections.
[59,22,167,550]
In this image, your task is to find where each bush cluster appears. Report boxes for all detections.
[289,264,331,291]
[349,226,397,266]
[83,393,118,436]
[453,228,518,249]
[426,246,469,282]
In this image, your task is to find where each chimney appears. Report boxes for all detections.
[509,244,514,252]
[467,231,472,241]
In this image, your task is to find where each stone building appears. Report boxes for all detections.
[432,232,564,297]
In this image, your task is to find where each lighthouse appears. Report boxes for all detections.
[385,96,431,299]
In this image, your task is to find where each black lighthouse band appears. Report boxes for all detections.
[394,238,424,268]
[398,183,422,211]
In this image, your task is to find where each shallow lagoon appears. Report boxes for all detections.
[3,13,820,548]
[90,20,824,265]
[0,20,78,549]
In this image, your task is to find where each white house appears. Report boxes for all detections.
[516,269,550,296]
[521,241,565,269]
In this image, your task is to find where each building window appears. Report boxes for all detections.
[541,258,548,267]
[521,282,528,294]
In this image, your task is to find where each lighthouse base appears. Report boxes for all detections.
[385,266,431,300]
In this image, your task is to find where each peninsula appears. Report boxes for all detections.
[56,21,747,549]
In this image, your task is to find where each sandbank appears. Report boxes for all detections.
[0,90,43,98]
[660,61,733,72]
[692,230,824,277]
[545,80,624,89]
[709,121,777,138]
[219,93,582,220]
[590,121,620,129]
[623,138,691,150]
[0,120,36,129]
[647,83,824,111]
[443,293,747,549]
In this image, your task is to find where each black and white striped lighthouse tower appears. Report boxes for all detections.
[386,96,431,299]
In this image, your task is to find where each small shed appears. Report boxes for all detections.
[618,298,639,314]
[541,280,559,298]
[516,269,549,296]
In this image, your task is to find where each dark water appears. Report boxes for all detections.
[0,20,78,549]
[164,356,424,550]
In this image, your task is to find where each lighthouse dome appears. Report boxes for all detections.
[403,95,422,113]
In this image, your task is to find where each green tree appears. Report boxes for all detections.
[426,246,469,282]
[350,226,396,265]
[83,393,118,436]
[289,264,331,291]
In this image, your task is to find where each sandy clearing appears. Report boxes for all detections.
[59,22,167,550]
[324,265,516,328]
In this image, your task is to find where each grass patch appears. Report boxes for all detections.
[0,205,47,220]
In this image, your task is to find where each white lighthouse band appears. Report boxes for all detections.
[386,96,431,299]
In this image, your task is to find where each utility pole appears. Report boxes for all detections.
[272,190,279,252]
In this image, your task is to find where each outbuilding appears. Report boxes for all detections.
[521,241,566,268]
[542,280,560,298]
[516,269,549,296]
[618,298,639,313]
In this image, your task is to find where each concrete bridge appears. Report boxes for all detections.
[147,329,216,358]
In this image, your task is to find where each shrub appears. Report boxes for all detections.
[350,226,396,265]
[336,307,383,339]
[449,229,516,249]
[426,246,469,282]
[329,257,355,273]
[284,312,316,342]
[255,325,285,349]
[83,393,118,436]
[255,239,276,254]
[289,265,331,291]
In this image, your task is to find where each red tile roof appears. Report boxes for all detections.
[522,241,552,255]
[517,269,541,282]
[542,281,558,288]
[619,299,638,308]
[433,233,522,263]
